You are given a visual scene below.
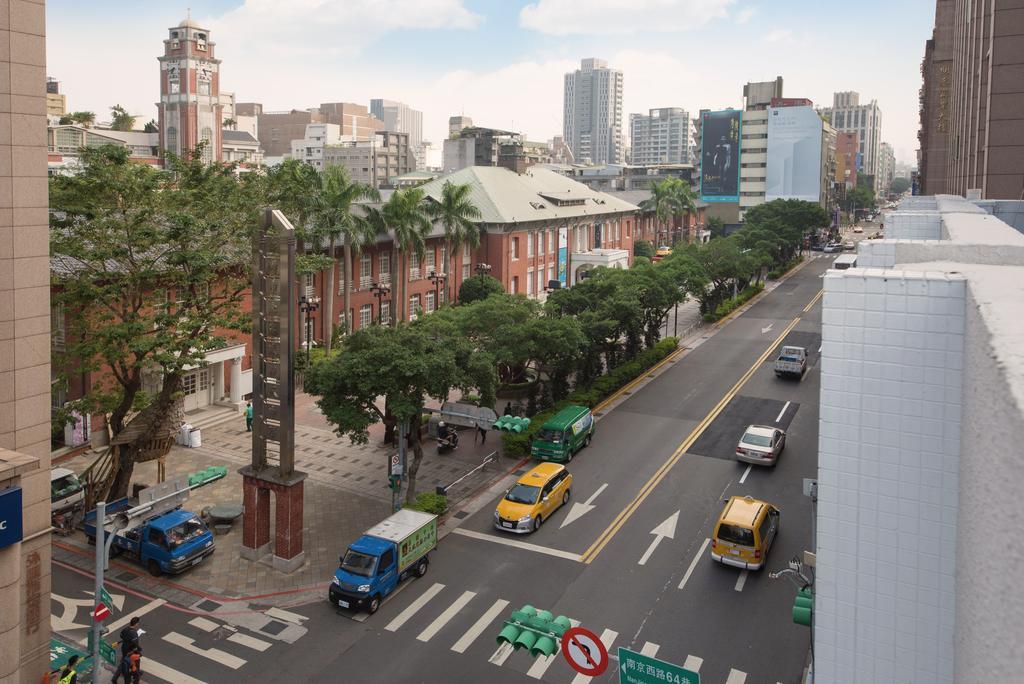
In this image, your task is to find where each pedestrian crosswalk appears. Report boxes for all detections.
[376,581,774,683]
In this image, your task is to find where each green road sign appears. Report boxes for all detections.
[86,629,118,665]
[50,638,90,671]
[100,586,113,610]
[618,647,700,684]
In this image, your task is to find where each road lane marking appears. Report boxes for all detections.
[640,641,660,657]
[141,657,208,684]
[761,323,773,334]
[489,642,515,666]
[803,289,823,313]
[678,538,711,590]
[561,483,608,529]
[188,617,219,632]
[265,607,307,624]
[570,629,618,684]
[452,598,510,653]
[417,590,476,642]
[385,582,445,632]
[638,511,679,566]
[227,632,272,652]
[526,619,580,679]
[105,598,166,633]
[452,528,582,562]
[734,571,749,592]
[683,655,703,672]
[582,314,803,564]
[775,401,791,423]
[726,668,748,684]
[163,631,246,669]
[739,465,752,484]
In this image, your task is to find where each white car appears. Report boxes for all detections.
[735,425,786,466]
[51,467,85,514]
[852,226,863,233]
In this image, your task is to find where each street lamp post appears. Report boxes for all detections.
[370,282,390,325]
[428,270,447,309]
[475,262,492,277]
[298,294,319,366]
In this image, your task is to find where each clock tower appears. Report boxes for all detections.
[157,18,223,163]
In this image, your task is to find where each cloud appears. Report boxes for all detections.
[763,29,792,43]
[519,0,734,36]
[735,7,756,24]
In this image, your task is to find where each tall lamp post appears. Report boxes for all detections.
[370,281,390,325]
[298,294,319,366]
[474,262,491,277]
[428,270,447,308]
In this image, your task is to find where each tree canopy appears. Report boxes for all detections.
[458,274,504,303]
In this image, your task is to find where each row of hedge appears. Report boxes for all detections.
[768,255,804,280]
[702,283,764,323]
[502,337,680,457]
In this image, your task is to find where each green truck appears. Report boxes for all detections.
[530,405,595,463]
[330,509,438,614]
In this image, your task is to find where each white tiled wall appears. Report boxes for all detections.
[886,212,942,241]
[815,269,966,684]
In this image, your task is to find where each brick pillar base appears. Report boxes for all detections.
[240,475,272,561]
[272,479,305,572]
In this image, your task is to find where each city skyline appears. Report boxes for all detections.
[47,0,933,164]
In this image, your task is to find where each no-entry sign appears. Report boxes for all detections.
[561,626,609,677]
[92,602,110,622]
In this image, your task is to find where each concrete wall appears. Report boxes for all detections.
[815,268,966,683]
[0,1,53,680]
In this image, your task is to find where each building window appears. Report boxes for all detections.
[198,80,210,96]
[166,127,178,154]
[359,304,372,330]
[527,268,534,296]
[548,265,554,285]
[51,303,66,350]
[440,245,448,271]
[426,290,436,312]
[169,80,180,94]
[359,253,372,289]
[527,232,534,258]
[511,276,518,294]
[547,230,553,253]
[380,300,391,325]
[536,269,544,295]
[378,251,390,284]
[463,263,471,280]
[409,295,421,320]
[425,247,436,274]
[463,243,471,263]
[512,237,520,260]
[409,252,421,280]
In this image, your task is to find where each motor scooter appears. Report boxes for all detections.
[437,430,459,453]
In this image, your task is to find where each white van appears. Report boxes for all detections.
[51,468,85,514]
[832,254,858,270]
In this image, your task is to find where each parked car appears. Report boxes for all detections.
[822,243,841,253]
[842,240,856,250]
[852,226,864,233]
[530,404,594,463]
[774,345,807,378]
[735,425,786,466]
[494,462,572,534]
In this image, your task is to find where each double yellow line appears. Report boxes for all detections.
[579,311,808,565]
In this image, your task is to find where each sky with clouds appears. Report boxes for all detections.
[47,0,936,164]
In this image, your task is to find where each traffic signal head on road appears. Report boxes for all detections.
[496,605,572,658]
[793,586,813,626]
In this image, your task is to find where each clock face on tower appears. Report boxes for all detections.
[167,61,180,77]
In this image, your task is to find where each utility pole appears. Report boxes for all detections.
[394,419,408,512]
[91,500,105,684]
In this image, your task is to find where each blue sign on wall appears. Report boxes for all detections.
[557,226,568,287]
[0,487,23,549]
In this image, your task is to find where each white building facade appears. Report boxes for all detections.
[826,91,883,194]
[629,107,691,165]
[563,58,624,165]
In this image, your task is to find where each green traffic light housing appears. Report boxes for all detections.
[793,586,813,626]
[496,605,572,658]
[188,466,227,487]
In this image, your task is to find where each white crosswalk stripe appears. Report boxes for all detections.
[417,590,476,642]
[163,631,246,670]
[227,632,272,652]
[385,582,445,632]
[570,628,617,684]
[640,641,659,657]
[683,655,703,672]
[188,617,219,632]
[452,598,509,654]
[726,668,748,684]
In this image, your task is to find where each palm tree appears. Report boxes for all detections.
[109,104,136,131]
[640,179,679,247]
[223,117,237,130]
[311,165,379,350]
[387,188,435,324]
[427,181,482,303]
[671,179,698,244]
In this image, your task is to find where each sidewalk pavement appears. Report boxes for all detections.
[55,393,517,606]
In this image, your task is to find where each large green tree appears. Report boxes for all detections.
[458,274,504,304]
[889,177,911,195]
[109,104,136,131]
[306,320,495,504]
[386,187,435,324]
[59,111,96,127]
[428,181,482,302]
[50,145,260,497]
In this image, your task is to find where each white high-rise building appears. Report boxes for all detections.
[629,108,692,165]
[563,58,624,165]
[370,99,424,168]
[739,77,784,217]
[827,91,883,194]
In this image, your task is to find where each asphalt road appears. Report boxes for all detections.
[51,252,841,684]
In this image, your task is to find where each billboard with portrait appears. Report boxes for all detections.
[700,110,741,202]
[766,105,823,203]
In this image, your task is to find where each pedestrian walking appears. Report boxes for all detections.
[477,425,487,444]
[128,647,142,684]
[113,616,141,683]
[245,401,253,431]
[58,654,79,684]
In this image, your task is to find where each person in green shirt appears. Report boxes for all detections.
[245,401,253,432]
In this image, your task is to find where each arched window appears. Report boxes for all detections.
[201,127,213,163]
[166,126,177,155]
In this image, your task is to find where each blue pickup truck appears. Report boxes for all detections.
[84,497,215,577]
[330,509,437,614]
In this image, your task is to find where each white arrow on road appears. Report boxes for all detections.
[51,593,95,632]
[761,323,774,334]
[560,483,608,529]
[638,511,679,565]
[85,589,126,611]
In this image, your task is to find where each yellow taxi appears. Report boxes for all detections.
[655,245,673,257]
[710,495,780,570]
[494,463,572,534]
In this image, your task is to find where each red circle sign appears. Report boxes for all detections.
[560,626,609,677]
